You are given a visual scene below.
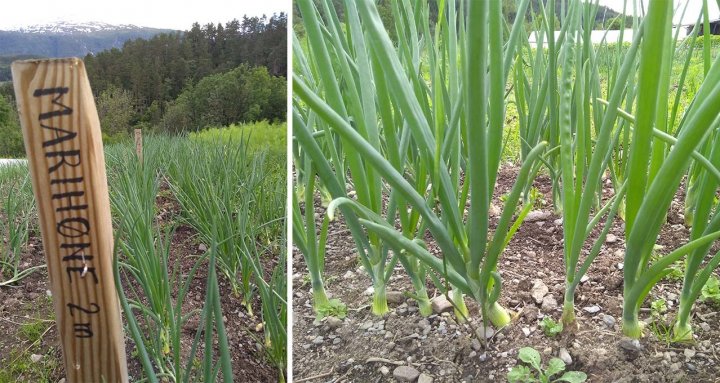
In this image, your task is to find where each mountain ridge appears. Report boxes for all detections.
[6,21,155,35]
[0,21,177,58]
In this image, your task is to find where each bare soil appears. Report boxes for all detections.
[292,166,720,383]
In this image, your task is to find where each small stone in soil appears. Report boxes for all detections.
[522,327,531,337]
[438,323,447,335]
[431,295,453,314]
[386,291,405,304]
[476,325,495,339]
[361,321,373,331]
[558,348,572,365]
[343,270,355,279]
[418,373,434,383]
[393,365,421,382]
[684,348,696,360]
[312,336,324,345]
[380,365,390,376]
[326,316,343,330]
[525,210,551,222]
[363,286,374,296]
[619,337,643,352]
[531,279,549,304]
[602,314,616,329]
[541,295,558,311]
[376,320,385,330]
[30,354,43,363]
[198,243,208,252]
[606,234,618,243]
[583,305,601,314]
[580,275,589,283]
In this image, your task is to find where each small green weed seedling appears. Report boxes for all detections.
[316,299,347,320]
[507,347,587,383]
[529,187,546,208]
[648,298,674,346]
[700,275,720,305]
[540,317,563,337]
[651,246,684,283]
[651,298,668,317]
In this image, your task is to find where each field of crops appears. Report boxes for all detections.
[292,1,720,382]
[0,122,287,382]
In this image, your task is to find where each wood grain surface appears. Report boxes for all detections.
[12,58,128,383]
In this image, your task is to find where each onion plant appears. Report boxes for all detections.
[294,0,435,316]
[168,140,263,315]
[673,126,720,341]
[621,0,720,339]
[682,8,715,226]
[0,169,43,286]
[292,158,333,315]
[109,140,227,381]
[246,231,287,383]
[670,4,720,340]
[552,0,639,325]
[294,0,547,328]
[114,236,233,383]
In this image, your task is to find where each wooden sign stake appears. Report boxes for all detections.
[12,58,128,382]
[134,129,142,164]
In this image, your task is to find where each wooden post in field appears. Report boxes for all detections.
[12,58,128,382]
[134,129,143,163]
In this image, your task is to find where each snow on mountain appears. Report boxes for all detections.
[7,21,146,34]
[0,21,175,58]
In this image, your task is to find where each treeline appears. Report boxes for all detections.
[85,13,287,138]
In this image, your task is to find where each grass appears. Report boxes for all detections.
[0,348,60,383]
[190,120,286,159]
[0,299,57,383]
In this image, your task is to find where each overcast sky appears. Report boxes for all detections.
[597,0,720,25]
[0,0,288,30]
